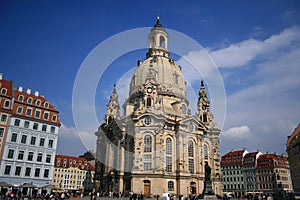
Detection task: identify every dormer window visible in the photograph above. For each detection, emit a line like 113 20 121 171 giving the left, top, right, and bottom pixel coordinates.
26 108 32 116
4 100 10 108
1 88 7 95
36 100 41 106
52 115 57 122
18 95 24 102
27 97 33 104
17 106 23 114
43 112 49 120
44 102 49 108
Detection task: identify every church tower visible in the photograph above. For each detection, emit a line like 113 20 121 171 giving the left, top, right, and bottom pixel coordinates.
197 80 212 123
95 17 222 197
104 84 120 124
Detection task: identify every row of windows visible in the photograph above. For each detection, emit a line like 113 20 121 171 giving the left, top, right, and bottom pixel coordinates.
4 165 50 178
15 106 57 122
223 176 244 182
143 135 209 158
14 119 56 133
10 132 54 148
53 173 86 179
142 136 208 173
57 158 87 165
222 170 242 176
222 165 243 170
7 149 52 163
17 95 49 108
54 168 86 173
223 184 244 190
56 162 86 169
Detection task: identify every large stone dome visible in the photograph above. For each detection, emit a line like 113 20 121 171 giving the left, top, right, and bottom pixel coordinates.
128 17 188 106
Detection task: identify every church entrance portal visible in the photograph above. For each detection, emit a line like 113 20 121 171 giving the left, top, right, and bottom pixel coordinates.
143 180 151 195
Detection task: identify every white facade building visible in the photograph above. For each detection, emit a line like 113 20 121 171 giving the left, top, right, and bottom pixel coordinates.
0 85 60 191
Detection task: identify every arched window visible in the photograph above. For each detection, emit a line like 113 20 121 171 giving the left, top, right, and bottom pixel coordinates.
27 97 33 104
1 88 7 95
159 36 165 48
4 100 10 108
166 138 172 172
166 138 172 155
181 104 186 116
151 36 155 48
188 140 194 157
188 140 194 173
36 100 41 106
144 135 152 152
204 144 209 160
168 181 174 191
18 95 24 102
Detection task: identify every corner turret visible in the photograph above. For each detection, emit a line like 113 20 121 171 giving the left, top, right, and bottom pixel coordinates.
104 84 120 124
197 81 212 123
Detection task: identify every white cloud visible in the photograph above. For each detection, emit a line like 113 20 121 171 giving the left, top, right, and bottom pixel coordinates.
175 26 300 154
210 26 300 68
218 27 300 154
222 125 254 140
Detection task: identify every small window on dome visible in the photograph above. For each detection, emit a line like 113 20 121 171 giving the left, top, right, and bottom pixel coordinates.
151 36 155 48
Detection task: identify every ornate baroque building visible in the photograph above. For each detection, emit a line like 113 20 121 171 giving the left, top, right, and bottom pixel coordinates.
95 17 222 196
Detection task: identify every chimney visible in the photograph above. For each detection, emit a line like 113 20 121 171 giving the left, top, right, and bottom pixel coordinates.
26 88 31 94
18 86 23 92
34 91 39 96
0 73 3 80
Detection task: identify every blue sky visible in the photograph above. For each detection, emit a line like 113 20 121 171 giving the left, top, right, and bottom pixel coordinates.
1 1 300 156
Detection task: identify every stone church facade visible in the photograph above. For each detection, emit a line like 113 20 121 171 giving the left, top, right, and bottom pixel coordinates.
95 17 222 197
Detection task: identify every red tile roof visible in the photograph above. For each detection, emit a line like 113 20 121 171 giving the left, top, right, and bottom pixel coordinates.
55 154 95 170
243 152 260 166
221 150 246 165
0 79 13 111
12 89 60 126
257 154 289 169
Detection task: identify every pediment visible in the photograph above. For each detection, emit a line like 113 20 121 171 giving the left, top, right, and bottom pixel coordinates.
180 116 207 131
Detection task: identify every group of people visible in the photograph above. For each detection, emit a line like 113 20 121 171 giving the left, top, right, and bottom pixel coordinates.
1 191 72 200
129 192 144 200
